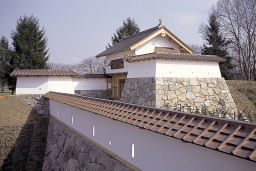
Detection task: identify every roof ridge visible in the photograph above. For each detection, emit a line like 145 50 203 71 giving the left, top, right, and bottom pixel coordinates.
109 26 159 48
96 26 161 57
10 69 79 77
120 26 159 41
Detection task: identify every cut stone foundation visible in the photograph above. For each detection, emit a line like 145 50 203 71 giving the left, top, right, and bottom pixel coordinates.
121 77 238 118
18 94 49 116
42 117 132 171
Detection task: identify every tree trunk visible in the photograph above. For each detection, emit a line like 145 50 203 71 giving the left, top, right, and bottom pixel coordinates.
1 81 4 93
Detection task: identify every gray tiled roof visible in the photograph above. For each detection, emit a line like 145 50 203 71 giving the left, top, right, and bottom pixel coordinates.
96 26 160 57
123 52 226 63
10 69 79 77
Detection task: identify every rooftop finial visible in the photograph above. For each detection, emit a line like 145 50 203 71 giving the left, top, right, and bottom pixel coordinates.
158 18 162 28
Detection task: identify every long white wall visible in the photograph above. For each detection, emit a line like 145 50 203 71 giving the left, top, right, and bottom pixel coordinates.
16 77 49 94
127 60 222 78
48 76 75 94
49 99 256 171
135 34 180 55
16 76 107 94
73 78 107 90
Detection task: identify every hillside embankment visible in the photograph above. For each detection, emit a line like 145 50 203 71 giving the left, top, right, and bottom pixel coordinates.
226 80 256 122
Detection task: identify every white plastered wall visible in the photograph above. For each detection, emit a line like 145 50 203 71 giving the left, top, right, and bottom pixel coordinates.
16 76 108 95
49 100 256 171
127 60 156 78
48 76 75 94
105 50 134 74
73 78 107 90
135 34 181 55
127 60 222 78
16 76 49 94
156 60 222 78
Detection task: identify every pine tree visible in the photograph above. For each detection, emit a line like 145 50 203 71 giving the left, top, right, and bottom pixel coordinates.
0 36 9 78
0 36 10 91
108 17 140 47
201 11 234 79
6 15 49 91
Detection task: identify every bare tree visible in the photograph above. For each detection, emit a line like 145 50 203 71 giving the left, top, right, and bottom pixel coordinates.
217 0 256 80
48 57 106 74
190 44 202 54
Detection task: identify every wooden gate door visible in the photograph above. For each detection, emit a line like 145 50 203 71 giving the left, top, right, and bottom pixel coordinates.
118 79 125 99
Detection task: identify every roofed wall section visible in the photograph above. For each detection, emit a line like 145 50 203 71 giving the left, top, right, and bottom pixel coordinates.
15 70 109 98
43 92 256 170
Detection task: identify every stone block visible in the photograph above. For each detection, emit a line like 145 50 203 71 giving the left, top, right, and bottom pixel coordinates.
178 87 186 94
201 82 207 90
204 100 211 107
178 94 186 102
192 86 200 94
207 88 214 96
186 92 195 100
190 78 199 86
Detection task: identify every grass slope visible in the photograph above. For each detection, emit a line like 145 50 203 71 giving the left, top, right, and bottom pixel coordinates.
226 80 256 122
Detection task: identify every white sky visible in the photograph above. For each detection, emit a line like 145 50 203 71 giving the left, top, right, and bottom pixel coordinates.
0 0 218 64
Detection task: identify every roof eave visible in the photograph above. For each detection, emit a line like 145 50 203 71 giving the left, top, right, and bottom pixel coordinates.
96 48 131 58
126 58 225 63
129 27 194 54
161 27 193 53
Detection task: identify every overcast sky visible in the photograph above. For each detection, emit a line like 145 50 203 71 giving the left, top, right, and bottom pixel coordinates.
0 0 218 64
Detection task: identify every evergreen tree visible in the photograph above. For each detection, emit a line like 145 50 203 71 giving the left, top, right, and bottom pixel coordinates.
201 11 234 79
108 17 140 47
6 15 49 91
0 36 10 91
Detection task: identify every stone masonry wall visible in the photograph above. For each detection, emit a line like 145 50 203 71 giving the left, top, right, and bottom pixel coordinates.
42 117 132 171
75 90 112 99
18 94 49 116
121 77 238 118
121 78 156 107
